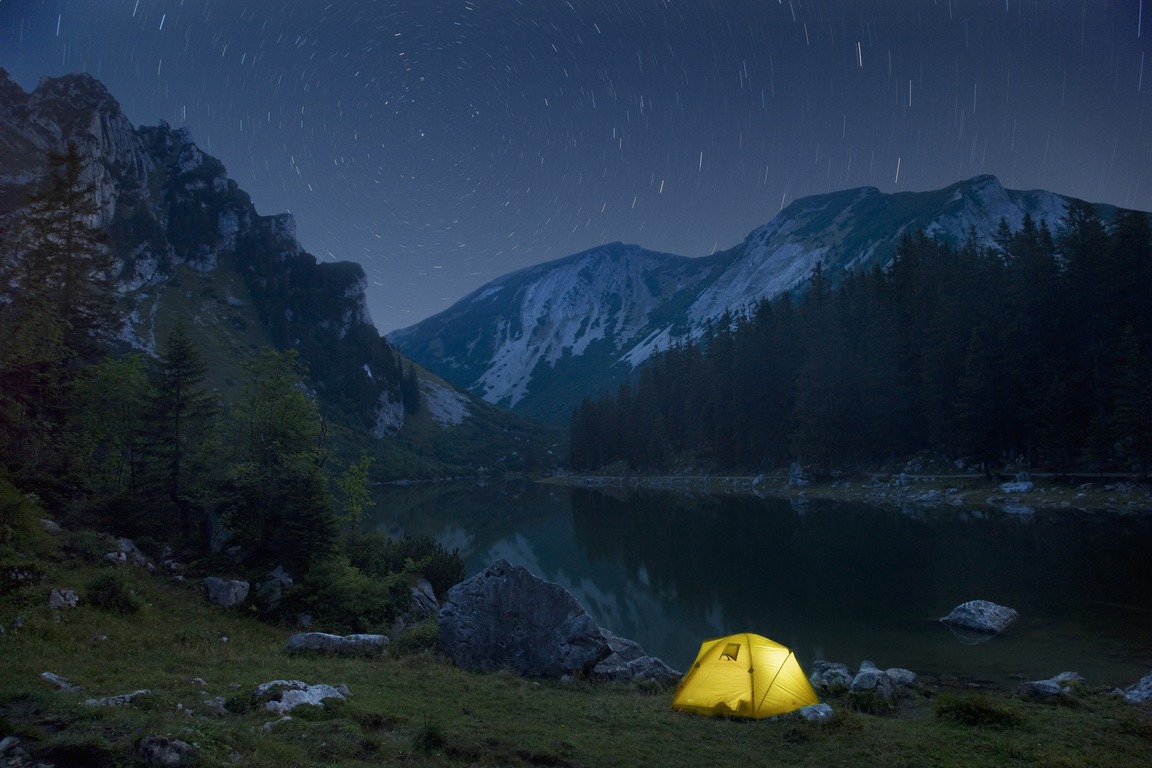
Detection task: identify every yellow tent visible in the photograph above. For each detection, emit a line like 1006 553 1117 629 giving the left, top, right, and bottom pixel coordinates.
670 632 820 718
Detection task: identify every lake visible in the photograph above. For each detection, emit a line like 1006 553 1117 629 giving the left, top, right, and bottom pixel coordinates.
366 480 1152 690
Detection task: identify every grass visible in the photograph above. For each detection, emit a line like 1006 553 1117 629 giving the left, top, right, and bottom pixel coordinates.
3 542 1151 767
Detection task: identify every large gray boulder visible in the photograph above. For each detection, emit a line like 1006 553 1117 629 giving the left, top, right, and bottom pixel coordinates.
438 560 678 682
940 599 1018 637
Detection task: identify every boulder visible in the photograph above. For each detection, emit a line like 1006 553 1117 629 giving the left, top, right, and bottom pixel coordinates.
48 589 78 610
850 661 894 702
105 538 152 569
1122 671 1152 703
1017 671 1084 700
138 736 199 767
809 660 854 692
204 577 249 607
256 566 293 608
438 560 677 681
254 680 348 714
940 599 1018 636
40 671 81 693
285 632 388 656
885 667 918 688
591 630 681 683
39 518 62 534
408 577 439 622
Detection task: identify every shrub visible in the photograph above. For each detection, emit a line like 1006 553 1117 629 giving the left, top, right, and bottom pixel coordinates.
345 533 465 599
283 555 406 634
84 572 143 615
935 692 1023 728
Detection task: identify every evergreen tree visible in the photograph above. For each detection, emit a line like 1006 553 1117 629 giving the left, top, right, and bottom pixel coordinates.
146 322 218 536
9 141 116 359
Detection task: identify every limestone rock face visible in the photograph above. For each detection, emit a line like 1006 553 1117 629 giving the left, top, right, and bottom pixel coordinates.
940 599 1018 636
438 560 678 682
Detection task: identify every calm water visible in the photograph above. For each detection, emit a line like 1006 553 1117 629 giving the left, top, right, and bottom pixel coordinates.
366 481 1152 689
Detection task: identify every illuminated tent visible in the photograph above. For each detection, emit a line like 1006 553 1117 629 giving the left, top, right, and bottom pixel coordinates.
670 632 820 718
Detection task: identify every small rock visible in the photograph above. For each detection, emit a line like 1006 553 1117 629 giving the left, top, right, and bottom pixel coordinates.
999 481 1034 494
885 667 918 688
84 689 150 706
286 632 388 656
796 702 835 722
138 735 199 767
49 589 78 610
1017 672 1085 700
39 518 62 534
41 671 81 693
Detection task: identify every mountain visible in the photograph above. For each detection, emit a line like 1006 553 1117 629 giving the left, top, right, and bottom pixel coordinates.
390 176 1096 424
0 69 553 472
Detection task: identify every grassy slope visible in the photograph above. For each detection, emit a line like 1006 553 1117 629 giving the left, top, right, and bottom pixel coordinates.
2 528 1150 767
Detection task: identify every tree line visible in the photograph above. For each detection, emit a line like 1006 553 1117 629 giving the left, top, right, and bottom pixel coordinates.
569 202 1152 476
1 143 462 634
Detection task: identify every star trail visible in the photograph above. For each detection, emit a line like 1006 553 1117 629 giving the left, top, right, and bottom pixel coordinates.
2 0 1149 332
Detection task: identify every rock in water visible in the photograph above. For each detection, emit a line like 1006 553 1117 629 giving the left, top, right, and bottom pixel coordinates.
939 599 1018 635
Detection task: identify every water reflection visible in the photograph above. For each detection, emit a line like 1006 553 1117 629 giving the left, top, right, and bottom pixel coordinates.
365 481 1152 688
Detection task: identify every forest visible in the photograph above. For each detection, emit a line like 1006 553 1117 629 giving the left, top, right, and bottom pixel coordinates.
1 144 462 634
569 203 1152 476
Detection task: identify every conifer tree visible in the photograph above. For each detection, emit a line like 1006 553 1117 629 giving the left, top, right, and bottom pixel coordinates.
147 322 217 536
10 141 116 359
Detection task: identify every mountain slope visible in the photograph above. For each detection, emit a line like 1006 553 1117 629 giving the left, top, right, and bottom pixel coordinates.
0 69 551 471
391 175 1089 424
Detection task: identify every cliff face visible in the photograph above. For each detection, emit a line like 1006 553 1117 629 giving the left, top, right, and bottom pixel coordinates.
0 69 412 434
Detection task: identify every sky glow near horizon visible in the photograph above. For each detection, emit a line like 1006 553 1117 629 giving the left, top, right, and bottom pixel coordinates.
2 0 1149 332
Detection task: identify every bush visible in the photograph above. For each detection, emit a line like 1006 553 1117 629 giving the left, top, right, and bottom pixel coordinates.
84 572 143 615
283 555 406 634
935 692 1023 728
345 533 465 599
0 477 47 556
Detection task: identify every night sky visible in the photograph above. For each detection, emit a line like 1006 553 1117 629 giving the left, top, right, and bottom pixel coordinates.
2 1 1149 333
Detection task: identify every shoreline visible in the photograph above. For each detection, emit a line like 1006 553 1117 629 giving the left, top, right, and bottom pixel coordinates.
542 470 1152 514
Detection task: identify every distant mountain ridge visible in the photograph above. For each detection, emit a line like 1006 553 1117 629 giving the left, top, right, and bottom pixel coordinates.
390 175 1110 424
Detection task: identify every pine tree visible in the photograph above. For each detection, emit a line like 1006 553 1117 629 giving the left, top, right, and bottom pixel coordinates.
10 141 116 359
146 322 217 536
